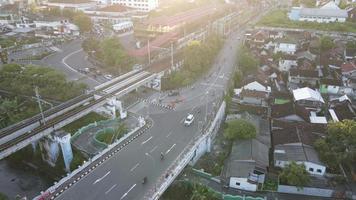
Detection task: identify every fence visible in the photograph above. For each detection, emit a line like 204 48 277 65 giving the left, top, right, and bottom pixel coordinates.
277 185 334 198
35 119 147 200
148 101 226 200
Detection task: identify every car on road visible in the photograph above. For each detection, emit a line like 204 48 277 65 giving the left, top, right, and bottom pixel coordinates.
104 74 113 80
168 90 180 96
184 114 194 126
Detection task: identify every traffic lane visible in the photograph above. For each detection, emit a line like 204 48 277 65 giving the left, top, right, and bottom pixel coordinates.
57 108 200 200
130 107 206 200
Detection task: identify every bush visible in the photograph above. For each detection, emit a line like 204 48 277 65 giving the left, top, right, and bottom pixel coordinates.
224 119 256 140
162 34 223 90
257 10 356 33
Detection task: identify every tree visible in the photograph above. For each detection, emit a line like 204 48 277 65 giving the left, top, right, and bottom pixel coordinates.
279 162 310 189
238 47 259 74
224 119 256 140
314 120 356 171
73 12 92 33
0 98 20 129
233 70 243 88
320 36 335 52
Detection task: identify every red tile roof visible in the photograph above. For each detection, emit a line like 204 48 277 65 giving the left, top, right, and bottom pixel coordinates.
146 4 222 27
341 62 356 73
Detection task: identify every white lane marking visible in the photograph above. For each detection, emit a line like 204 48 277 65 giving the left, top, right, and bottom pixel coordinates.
165 144 176 155
166 131 173 138
141 136 153 145
130 163 140 172
149 145 158 153
93 171 111 185
120 184 136 200
180 117 185 124
62 48 100 83
105 184 117 195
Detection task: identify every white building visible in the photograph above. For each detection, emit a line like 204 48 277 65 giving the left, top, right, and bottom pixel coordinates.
279 59 297 72
110 0 159 11
288 1 348 23
274 43 297 55
274 143 326 176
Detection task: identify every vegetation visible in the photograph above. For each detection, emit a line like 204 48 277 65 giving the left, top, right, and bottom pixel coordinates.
257 10 356 33
73 12 92 33
292 0 315 7
279 162 310 189
238 46 259 75
320 36 335 52
95 123 127 144
0 64 87 101
162 34 223 90
41 8 92 33
82 37 134 74
162 181 220 200
0 193 8 200
314 120 356 171
62 112 107 135
263 179 278 191
0 36 41 48
224 119 256 140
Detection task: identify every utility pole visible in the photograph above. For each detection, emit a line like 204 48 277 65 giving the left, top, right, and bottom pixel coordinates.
35 86 46 125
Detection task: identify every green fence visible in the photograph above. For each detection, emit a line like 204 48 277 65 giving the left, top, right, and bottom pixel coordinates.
192 168 214 179
71 118 121 150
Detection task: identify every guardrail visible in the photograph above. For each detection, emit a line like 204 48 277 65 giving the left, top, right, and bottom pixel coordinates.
36 117 150 200
147 101 226 200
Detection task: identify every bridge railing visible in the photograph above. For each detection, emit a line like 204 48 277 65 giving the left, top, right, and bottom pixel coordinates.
34 118 147 200
147 100 226 200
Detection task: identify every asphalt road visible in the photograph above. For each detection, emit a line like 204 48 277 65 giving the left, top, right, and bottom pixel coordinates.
57 104 206 200
40 39 102 88
55 23 244 199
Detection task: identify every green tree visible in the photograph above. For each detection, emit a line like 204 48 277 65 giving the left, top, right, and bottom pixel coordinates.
190 183 219 200
0 192 8 200
279 162 310 189
314 120 356 171
224 119 256 140
100 37 133 73
73 12 92 33
238 47 259 74
0 98 20 129
320 36 335 52
233 70 243 88
0 64 87 101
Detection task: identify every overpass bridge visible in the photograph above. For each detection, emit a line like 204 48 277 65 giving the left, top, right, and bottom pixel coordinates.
0 70 159 160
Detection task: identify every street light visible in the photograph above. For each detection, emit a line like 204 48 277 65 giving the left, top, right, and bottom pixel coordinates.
145 152 157 192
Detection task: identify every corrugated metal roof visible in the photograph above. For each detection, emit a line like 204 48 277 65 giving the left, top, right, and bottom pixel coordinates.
300 8 348 18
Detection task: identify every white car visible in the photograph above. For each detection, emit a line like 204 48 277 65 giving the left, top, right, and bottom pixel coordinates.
104 74 113 80
184 114 194 126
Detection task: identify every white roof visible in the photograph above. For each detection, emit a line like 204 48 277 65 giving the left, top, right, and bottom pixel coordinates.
293 87 325 103
321 1 340 9
328 109 339 122
242 81 271 93
309 111 327 124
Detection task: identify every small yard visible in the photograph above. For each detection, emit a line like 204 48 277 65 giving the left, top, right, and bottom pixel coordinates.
95 124 127 145
62 112 107 135
257 10 356 33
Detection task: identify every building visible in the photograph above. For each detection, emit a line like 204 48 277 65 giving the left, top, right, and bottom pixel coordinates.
288 68 321 87
279 59 297 72
292 87 325 109
274 43 297 55
274 143 326 176
288 2 348 23
110 0 158 12
234 81 271 107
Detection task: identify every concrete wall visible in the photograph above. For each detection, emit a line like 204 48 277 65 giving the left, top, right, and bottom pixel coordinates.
275 160 326 176
229 177 257 191
278 185 334 197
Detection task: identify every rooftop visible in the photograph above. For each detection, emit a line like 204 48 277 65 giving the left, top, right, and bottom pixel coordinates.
274 143 324 165
293 87 325 103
